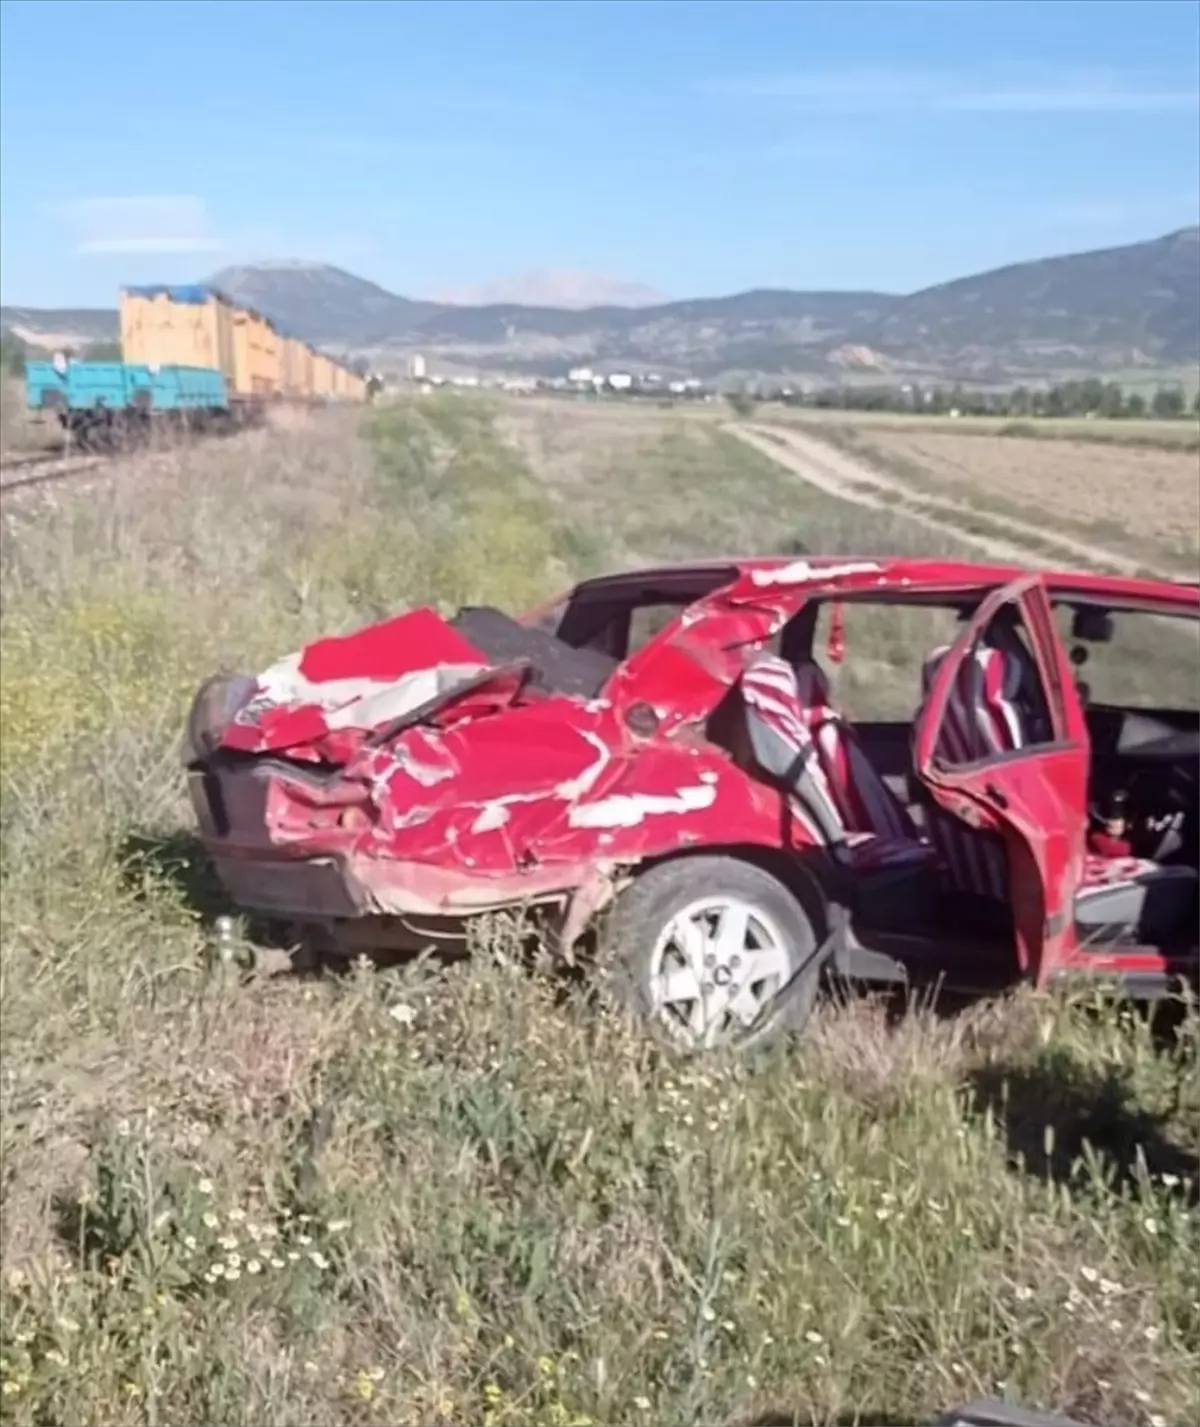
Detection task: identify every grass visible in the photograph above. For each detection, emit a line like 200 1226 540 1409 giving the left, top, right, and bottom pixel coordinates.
1 395 1197 1427
0 379 62 455
764 407 1200 454
775 417 1200 579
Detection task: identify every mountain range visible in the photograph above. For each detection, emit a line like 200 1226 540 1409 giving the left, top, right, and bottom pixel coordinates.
3 226 1197 384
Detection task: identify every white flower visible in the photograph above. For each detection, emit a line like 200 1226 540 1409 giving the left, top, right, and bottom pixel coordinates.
1143 1216 1160 1236
247 1260 263 1275
227 1208 246 1224
805 1330 824 1345
327 1220 350 1234
1080 1266 1099 1284
308 1250 330 1270
388 1001 417 1027
197 1178 214 1195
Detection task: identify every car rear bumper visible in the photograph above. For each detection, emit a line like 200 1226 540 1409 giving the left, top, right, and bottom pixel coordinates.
204 843 610 922
189 764 610 922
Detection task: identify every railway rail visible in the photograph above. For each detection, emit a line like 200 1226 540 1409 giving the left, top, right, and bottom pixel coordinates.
0 449 109 494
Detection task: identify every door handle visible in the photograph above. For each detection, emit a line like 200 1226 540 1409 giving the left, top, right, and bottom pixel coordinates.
984 782 1009 809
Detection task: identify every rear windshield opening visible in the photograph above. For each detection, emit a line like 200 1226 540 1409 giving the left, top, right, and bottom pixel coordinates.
450 606 618 701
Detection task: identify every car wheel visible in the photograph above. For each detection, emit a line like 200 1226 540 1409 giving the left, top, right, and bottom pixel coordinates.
604 855 826 1054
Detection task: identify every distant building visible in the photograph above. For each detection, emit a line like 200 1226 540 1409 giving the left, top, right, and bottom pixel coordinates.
608 372 633 391
568 366 594 385
410 353 427 380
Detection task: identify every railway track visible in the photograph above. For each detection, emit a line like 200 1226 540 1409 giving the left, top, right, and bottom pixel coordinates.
0 449 110 494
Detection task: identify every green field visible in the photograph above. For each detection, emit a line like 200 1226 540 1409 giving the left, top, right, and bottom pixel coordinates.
762 406 1200 452
1 397 1196 1427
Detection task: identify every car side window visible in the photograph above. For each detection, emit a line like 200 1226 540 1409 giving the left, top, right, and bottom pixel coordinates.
930 600 1056 768
811 599 964 723
1052 606 1200 714
627 603 685 653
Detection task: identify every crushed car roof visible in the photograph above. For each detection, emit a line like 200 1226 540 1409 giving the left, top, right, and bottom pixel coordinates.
569 555 1199 608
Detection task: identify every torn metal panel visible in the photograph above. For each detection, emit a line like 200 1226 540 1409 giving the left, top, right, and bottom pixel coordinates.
185 554 1199 998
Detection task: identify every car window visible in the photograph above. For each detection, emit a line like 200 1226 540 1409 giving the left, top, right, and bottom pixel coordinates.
811 599 964 723
627 603 686 652
928 595 1057 768
1052 605 1200 713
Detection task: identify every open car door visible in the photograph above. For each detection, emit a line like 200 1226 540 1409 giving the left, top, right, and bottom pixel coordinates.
913 574 1090 985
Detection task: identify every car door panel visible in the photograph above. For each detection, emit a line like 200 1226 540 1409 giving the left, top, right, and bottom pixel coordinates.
914 575 1090 984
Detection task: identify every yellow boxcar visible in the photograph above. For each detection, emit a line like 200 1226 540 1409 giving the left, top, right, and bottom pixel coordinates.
332 361 365 402
231 307 282 397
120 284 236 382
300 344 318 400
279 335 313 399
311 351 336 400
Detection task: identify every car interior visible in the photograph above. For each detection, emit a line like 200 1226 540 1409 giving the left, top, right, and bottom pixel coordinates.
748 587 1199 966
456 574 1198 968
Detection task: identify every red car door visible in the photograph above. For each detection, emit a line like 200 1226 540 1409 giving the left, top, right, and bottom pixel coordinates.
913 574 1091 985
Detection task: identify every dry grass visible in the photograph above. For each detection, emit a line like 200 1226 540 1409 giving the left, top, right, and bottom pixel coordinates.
0 378 62 455
788 421 1200 575
1 394 1197 1427
767 407 1200 452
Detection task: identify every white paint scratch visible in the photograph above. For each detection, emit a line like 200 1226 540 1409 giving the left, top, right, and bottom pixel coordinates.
242 651 488 732
470 803 511 833
749 559 882 589
555 729 613 800
567 782 718 829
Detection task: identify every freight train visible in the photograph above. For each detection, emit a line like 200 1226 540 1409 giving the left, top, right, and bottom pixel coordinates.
24 283 371 448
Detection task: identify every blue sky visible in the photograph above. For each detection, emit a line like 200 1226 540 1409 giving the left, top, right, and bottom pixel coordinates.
1 0 1197 307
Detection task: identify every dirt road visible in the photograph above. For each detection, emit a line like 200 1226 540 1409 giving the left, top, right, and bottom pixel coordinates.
727 421 1177 578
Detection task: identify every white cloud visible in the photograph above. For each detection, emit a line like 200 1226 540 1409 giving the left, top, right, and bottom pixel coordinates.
710 66 1199 115
62 196 225 256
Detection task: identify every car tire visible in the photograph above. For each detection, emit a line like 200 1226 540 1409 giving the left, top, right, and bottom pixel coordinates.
603 854 826 1054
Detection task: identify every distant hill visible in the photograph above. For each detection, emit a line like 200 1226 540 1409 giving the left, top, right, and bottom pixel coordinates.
206 260 443 342
1 305 119 352
854 225 1200 382
3 227 1197 382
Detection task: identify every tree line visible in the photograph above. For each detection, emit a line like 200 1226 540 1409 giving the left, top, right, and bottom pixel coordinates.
764 377 1197 421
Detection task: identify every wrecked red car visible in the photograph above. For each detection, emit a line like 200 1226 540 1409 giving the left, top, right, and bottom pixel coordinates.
184 556 1199 1050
